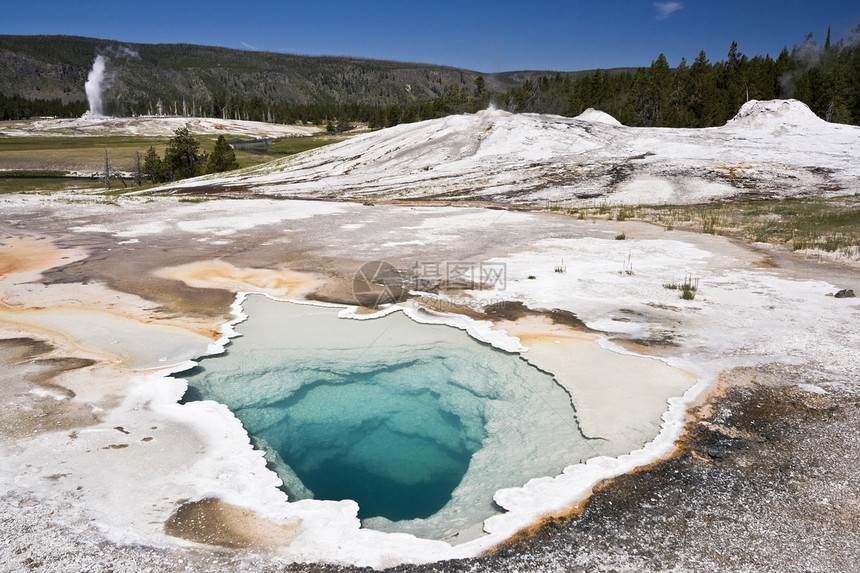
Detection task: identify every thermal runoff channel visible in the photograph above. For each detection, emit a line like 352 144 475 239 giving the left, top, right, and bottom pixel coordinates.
180 296 597 540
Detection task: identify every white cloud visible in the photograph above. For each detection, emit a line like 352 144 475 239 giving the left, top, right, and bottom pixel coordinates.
241 42 257 50
654 2 682 20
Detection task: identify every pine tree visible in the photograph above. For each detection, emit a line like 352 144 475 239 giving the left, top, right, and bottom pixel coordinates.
163 127 203 180
474 76 485 97
648 53 673 125
205 135 239 174
142 146 165 183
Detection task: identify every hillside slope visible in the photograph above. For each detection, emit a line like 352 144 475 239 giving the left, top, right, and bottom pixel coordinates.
0 35 552 116
156 99 860 206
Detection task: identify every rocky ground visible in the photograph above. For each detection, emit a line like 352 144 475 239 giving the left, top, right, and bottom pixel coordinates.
3 361 857 573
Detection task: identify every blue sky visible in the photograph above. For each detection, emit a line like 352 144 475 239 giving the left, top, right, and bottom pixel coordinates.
3 1 859 72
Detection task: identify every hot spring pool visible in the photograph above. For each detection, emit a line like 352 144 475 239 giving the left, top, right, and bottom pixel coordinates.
179 295 599 540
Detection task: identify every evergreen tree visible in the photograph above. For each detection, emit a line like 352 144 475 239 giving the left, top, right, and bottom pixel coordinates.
163 127 204 180
142 146 165 183
474 76 485 97
648 53 673 125
495 31 860 128
206 135 239 174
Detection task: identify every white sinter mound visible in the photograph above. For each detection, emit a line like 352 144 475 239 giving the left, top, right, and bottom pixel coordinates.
725 98 831 132
156 99 859 206
575 108 623 126
0 114 321 139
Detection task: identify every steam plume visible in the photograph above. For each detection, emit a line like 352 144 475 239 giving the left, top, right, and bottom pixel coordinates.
85 55 108 116
779 35 820 98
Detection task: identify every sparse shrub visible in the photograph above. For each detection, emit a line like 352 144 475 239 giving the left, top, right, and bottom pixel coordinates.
680 285 697 299
619 251 634 275
679 273 699 300
615 232 626 240
616 206 635 221
753 226 771 243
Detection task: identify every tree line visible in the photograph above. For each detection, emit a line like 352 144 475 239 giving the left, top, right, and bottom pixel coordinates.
366 80 491 128
2 30 857 128
498 32 859 127
141 128 238 183
145 32 858 129
0 92 87 120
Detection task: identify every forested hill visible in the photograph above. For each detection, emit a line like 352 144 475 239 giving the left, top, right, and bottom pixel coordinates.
0 35 552 120
501 34 860 128
2 32 857 129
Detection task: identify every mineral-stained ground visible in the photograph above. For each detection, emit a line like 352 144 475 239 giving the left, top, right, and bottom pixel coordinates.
3 360 857 573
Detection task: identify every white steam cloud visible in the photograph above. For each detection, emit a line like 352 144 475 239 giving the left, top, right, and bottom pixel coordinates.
110 46 139 58
654 2 682 20
850 23 860 46
85 55 108 116
779 35 820 97
83 46 139 116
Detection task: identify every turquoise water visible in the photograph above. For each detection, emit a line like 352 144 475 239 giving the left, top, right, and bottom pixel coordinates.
258 371 482 520
180 296 592 538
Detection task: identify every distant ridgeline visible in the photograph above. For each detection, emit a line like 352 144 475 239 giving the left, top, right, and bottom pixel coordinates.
0 35 522 124
1 31 857 127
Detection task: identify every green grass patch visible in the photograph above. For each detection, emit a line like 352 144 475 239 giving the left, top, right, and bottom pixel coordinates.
266 134 351 156
0 131 351 193
564 195 860 258
177 196 221 203
0 176 102 194
0 134 274 172
0 135 174 175
0 169 67 177
0 135 158 152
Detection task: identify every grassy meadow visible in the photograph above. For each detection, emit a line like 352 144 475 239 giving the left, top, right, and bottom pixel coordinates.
551 196 860 259
0 130 351 194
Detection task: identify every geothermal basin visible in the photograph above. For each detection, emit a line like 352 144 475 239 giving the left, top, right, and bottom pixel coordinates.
5 196 852 569
177 293 697 543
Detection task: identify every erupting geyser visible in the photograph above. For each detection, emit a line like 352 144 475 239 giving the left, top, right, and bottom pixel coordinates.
84 55 108 116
